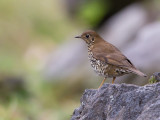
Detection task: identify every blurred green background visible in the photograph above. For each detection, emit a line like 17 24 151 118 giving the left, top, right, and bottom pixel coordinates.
0 0 160 120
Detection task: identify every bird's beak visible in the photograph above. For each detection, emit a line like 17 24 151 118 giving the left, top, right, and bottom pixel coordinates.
75 35 81 38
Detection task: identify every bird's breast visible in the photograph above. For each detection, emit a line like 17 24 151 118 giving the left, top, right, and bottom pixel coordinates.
88 51 108 76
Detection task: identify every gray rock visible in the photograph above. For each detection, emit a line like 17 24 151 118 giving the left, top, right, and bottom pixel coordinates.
71 83 160 120
100 4 148 49
43 40 89 79
124 22 160 70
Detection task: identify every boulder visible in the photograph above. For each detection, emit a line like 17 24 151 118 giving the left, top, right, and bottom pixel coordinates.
71 83 160 120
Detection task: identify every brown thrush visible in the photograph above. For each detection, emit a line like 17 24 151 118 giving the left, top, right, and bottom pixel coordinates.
75 30 147 88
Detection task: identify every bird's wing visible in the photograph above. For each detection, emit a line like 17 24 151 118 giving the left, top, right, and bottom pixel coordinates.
93 52 134 68
91 41 134 68
93 52 147 77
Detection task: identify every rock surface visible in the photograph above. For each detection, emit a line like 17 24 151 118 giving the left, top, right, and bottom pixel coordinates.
71 83 160 120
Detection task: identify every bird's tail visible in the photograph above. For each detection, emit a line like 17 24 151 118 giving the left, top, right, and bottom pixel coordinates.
128 68 147 77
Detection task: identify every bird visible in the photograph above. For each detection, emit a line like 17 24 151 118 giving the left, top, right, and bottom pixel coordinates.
75 30 147 88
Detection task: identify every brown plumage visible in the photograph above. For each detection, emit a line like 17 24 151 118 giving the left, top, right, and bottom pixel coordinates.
75 30 147 88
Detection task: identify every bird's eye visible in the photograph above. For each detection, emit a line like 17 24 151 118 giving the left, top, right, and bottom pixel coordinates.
86 34 90 38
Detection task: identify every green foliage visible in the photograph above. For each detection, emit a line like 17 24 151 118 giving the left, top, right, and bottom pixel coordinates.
77 0 110 27
149 76 159 84
0 0 79 119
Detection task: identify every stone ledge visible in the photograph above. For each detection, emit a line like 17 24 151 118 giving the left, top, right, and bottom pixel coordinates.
71 83 160 120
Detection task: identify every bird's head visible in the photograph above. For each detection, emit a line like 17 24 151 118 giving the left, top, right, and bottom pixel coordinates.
75 30 101 46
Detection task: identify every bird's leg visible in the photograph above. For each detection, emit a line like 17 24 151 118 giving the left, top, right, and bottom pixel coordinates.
112 77 116 84
98 77 106 89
